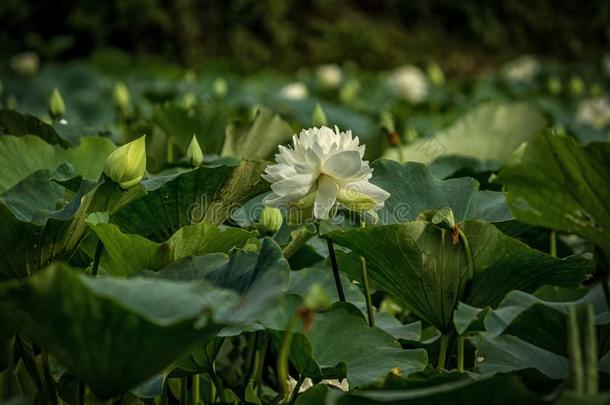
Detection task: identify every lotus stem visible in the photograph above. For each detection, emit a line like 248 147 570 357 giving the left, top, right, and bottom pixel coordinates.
326 238 346 302
568 305 584 394
583 304 598 395
437 334 449 369
550 230 557 257
191 374 200 405
359 220 375 327
277 313 299 400
457 335 465 372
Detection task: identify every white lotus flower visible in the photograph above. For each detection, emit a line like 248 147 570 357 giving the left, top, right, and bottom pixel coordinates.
279 82 308 100
575 97 610 129
317 64 343 89
263 126 390 221
388 65 428 103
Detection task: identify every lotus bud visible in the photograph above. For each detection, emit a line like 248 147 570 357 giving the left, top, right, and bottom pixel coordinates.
312 102 328 126
427 62 445 86
48 88 65 119
339 79 360 103
104 135 147 189
303 284 332 312
379 111 395 134
569 76 585 96
259 206 283 234
547 76 562 95
214 77 228 97
186 134 204 166
113 82 130 110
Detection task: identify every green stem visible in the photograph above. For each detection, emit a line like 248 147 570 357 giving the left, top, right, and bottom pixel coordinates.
91 239 104 276
550 231 557 257
457 336 465 372
568 306 584 394
191 374 200 405
457 228 474 281
277 314 299 400
583 304 598 395
167 138 175 163
359 220 375 327
326 238 346 302
437 334 449 369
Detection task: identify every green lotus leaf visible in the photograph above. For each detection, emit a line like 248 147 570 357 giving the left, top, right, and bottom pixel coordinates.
494 131 610 260
109 160 269 241
328 220 587 332
383 102 546 164
86 212 254 277
0 263 252 398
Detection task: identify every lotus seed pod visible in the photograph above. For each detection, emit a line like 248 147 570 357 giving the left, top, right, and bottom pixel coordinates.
312 103 328 126
48 88 65 119
104 135 147 189
186 134 204 166
259 206 283 234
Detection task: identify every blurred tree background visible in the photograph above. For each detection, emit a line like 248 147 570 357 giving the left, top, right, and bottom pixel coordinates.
2 0 609 74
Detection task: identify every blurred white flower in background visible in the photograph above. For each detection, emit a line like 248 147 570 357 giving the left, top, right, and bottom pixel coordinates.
575 97 610 129
503 55 540 83
388 65 428 103
317 64 343 89
280 82 308 100
10 52 39 76
263 126 389 221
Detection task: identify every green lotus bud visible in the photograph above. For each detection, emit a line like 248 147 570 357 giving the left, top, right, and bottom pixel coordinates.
48 88 65 119
303 284 332 312
259 206 283 234
427 62 445 86
186 134 204 166
380 111 395 134
339 79 360 104
104 135 147 189
569 76 585 96
312 102 328 126
214 77 228 97
113 82 130 110
547 76 562 95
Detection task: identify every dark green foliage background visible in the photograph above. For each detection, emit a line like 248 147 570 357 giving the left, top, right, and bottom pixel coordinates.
1 0 609 71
